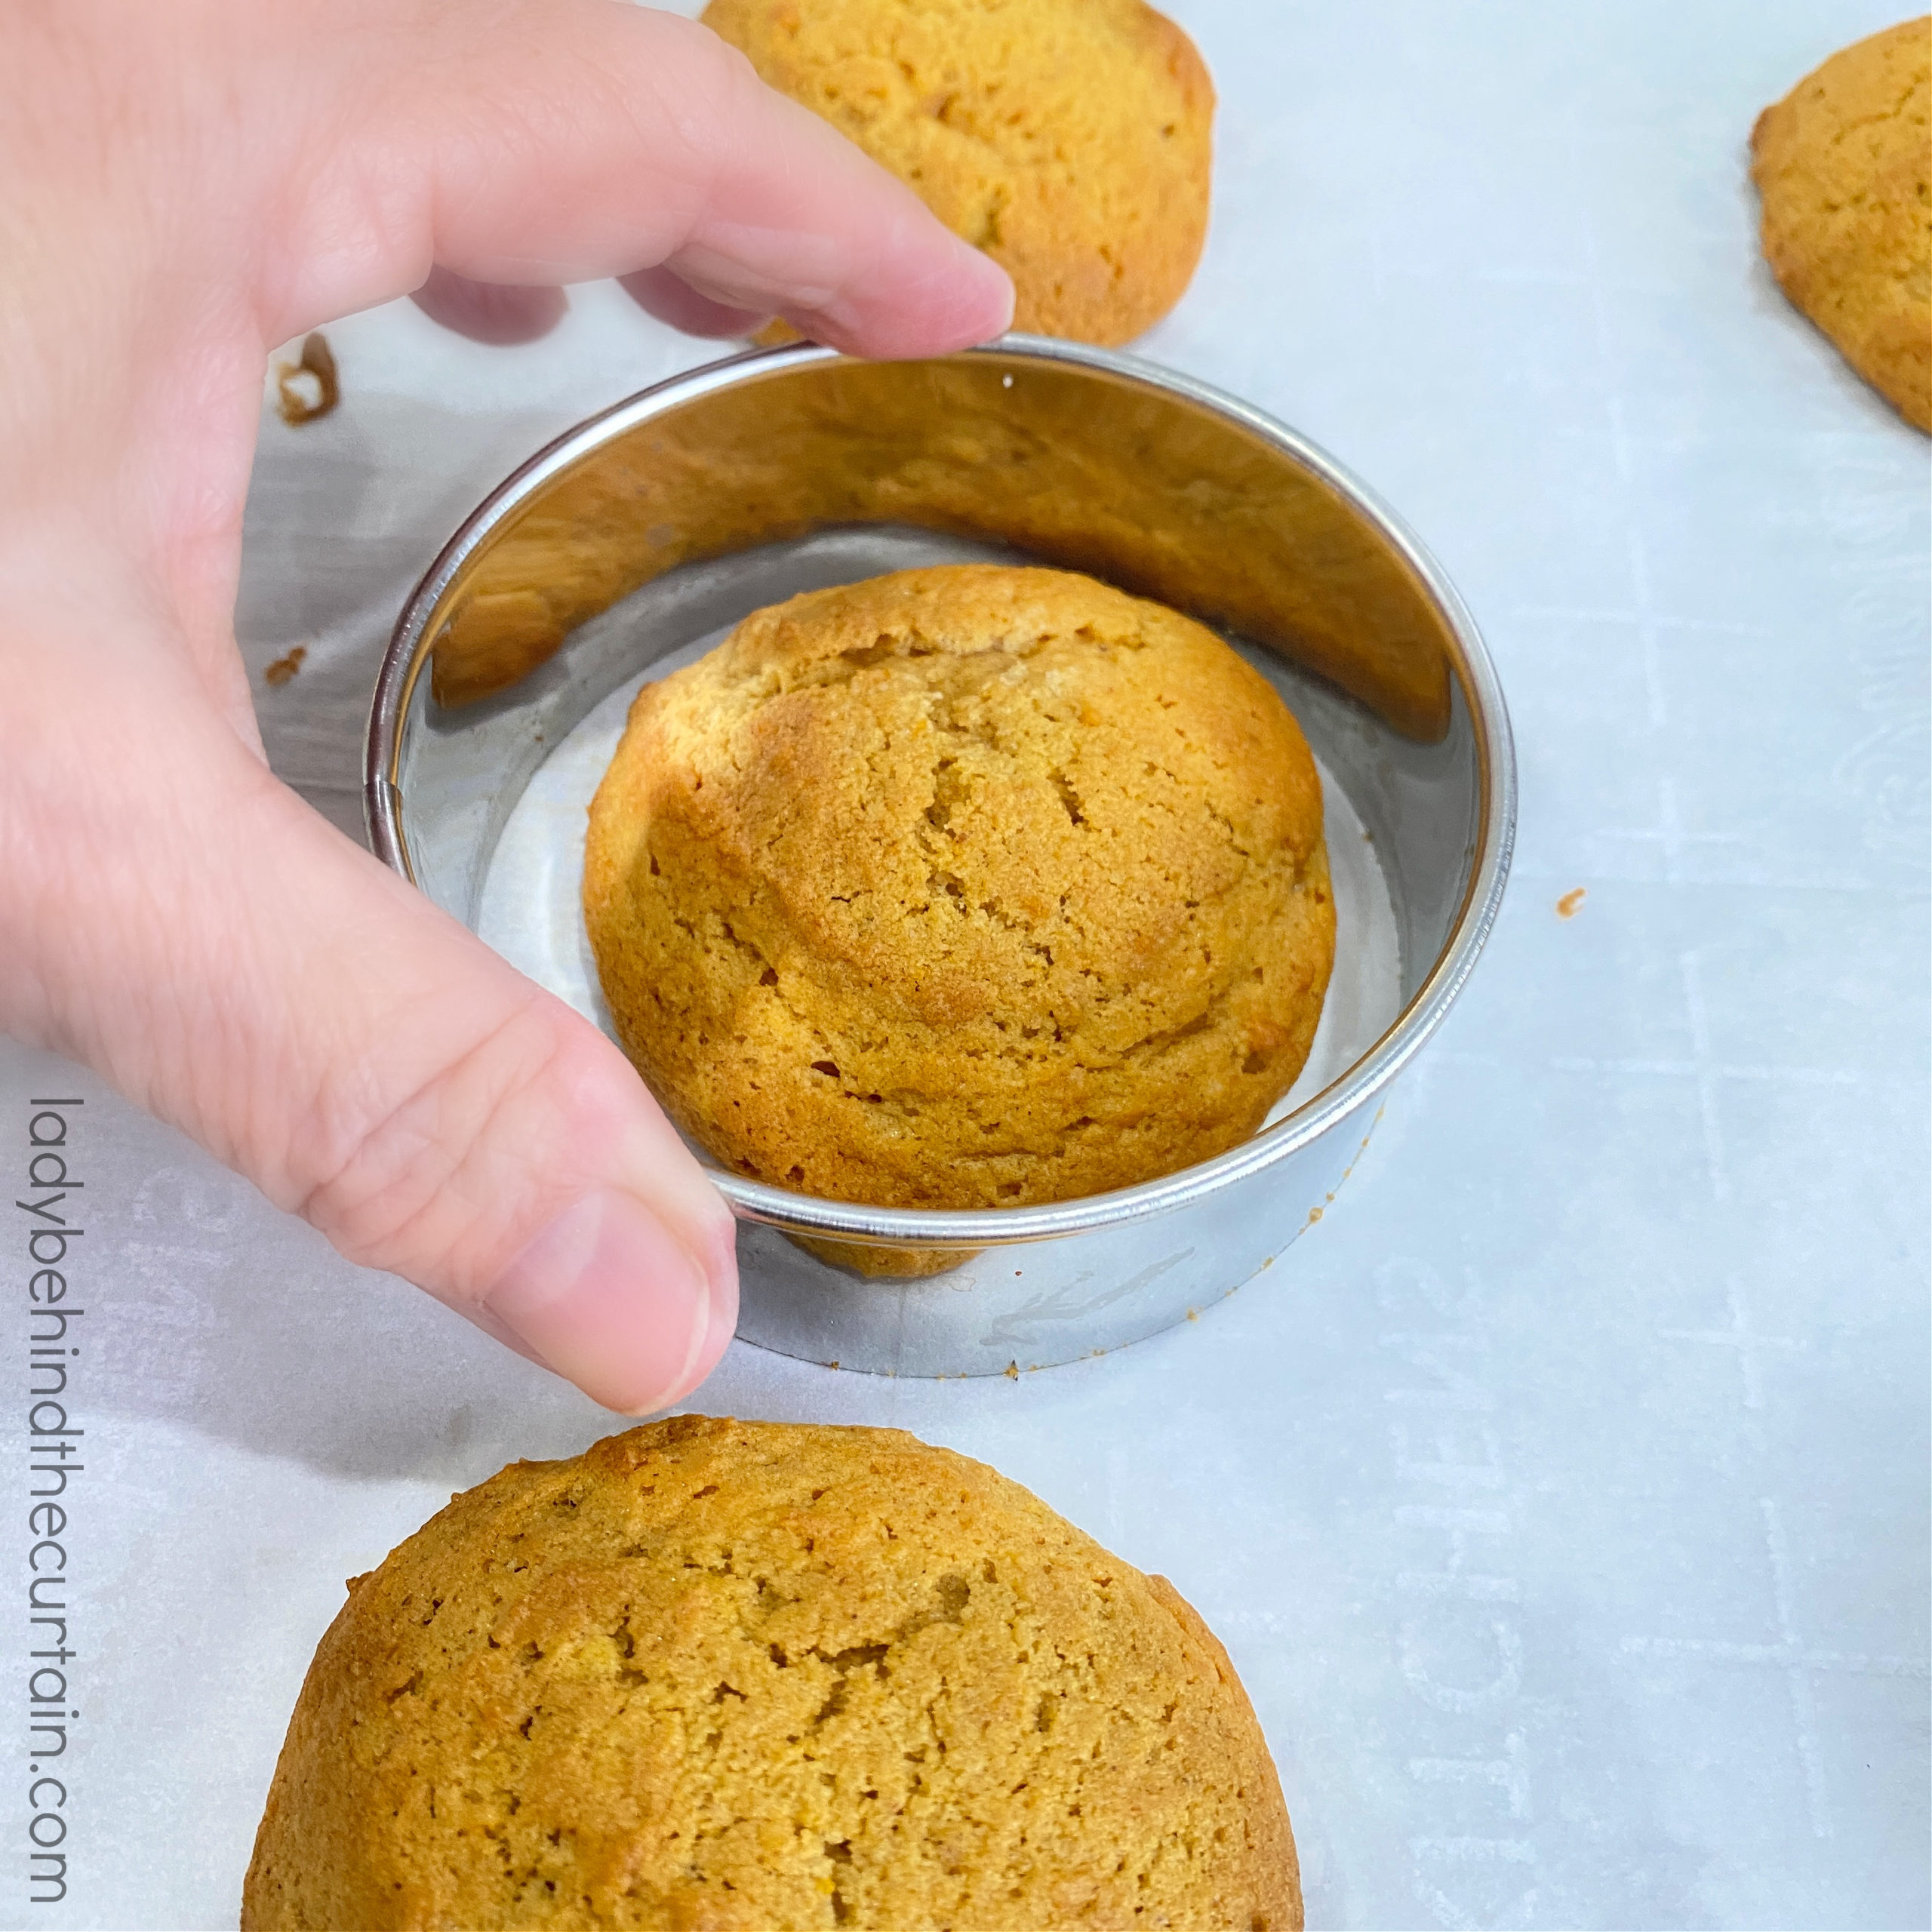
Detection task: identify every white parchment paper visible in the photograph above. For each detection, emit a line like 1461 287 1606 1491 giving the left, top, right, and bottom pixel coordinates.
4 2 1926 1926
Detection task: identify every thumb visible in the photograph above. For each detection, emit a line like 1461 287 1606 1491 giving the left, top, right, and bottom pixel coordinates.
5 586 737 1415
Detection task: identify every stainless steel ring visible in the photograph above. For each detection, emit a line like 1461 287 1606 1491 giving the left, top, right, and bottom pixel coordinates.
368 335 1515 1374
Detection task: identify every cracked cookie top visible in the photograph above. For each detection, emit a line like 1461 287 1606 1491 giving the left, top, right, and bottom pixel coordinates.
700 0 1214 346
242 1417 1301 1931
583 565 1334 1218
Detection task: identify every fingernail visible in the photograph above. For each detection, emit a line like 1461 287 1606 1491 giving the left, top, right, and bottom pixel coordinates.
485 1192 718 1414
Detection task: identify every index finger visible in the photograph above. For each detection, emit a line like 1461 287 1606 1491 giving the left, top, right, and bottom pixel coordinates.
271 1 1014 358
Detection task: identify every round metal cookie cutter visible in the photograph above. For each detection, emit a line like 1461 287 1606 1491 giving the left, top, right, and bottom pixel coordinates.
368 337 1515 1377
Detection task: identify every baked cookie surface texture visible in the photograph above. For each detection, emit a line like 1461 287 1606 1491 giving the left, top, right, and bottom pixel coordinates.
242 1416 1303 1931
1752 17 1932 431
700 0 1214 345
584 565 1335 1220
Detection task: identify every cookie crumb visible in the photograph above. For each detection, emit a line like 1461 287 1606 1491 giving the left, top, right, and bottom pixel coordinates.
275 332 340 425
263 645 308 688
1556 887 1586 919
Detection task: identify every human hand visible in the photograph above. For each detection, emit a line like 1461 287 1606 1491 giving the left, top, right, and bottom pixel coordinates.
0 0 1013 1411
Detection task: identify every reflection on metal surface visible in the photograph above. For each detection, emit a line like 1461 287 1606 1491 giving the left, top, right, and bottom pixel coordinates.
429 343 1455 740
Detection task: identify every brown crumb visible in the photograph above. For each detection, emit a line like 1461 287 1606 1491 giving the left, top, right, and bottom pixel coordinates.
1556 887 1587 919
264 645 308 688
1004 1361 1020 1380
275 333 340 425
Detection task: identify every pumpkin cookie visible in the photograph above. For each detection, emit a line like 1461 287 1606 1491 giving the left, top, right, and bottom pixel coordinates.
242 1417 1302 1930
1752 18 1931 430
583 565 1334 1257
703 0 1214 345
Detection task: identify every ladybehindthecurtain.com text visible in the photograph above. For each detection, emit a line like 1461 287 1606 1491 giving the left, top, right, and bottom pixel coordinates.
20 1096 83 1907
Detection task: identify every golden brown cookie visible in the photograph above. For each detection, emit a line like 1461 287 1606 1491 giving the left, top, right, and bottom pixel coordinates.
583 565 1334 1247
1752 18 1931 431
242 1416 1303 1931
702 0 1214 346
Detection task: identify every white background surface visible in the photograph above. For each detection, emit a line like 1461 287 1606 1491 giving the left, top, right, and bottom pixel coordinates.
5 2 1927 1926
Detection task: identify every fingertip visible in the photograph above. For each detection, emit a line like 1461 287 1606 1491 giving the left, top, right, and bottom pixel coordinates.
791 229 1016 359
939 240 1018 346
